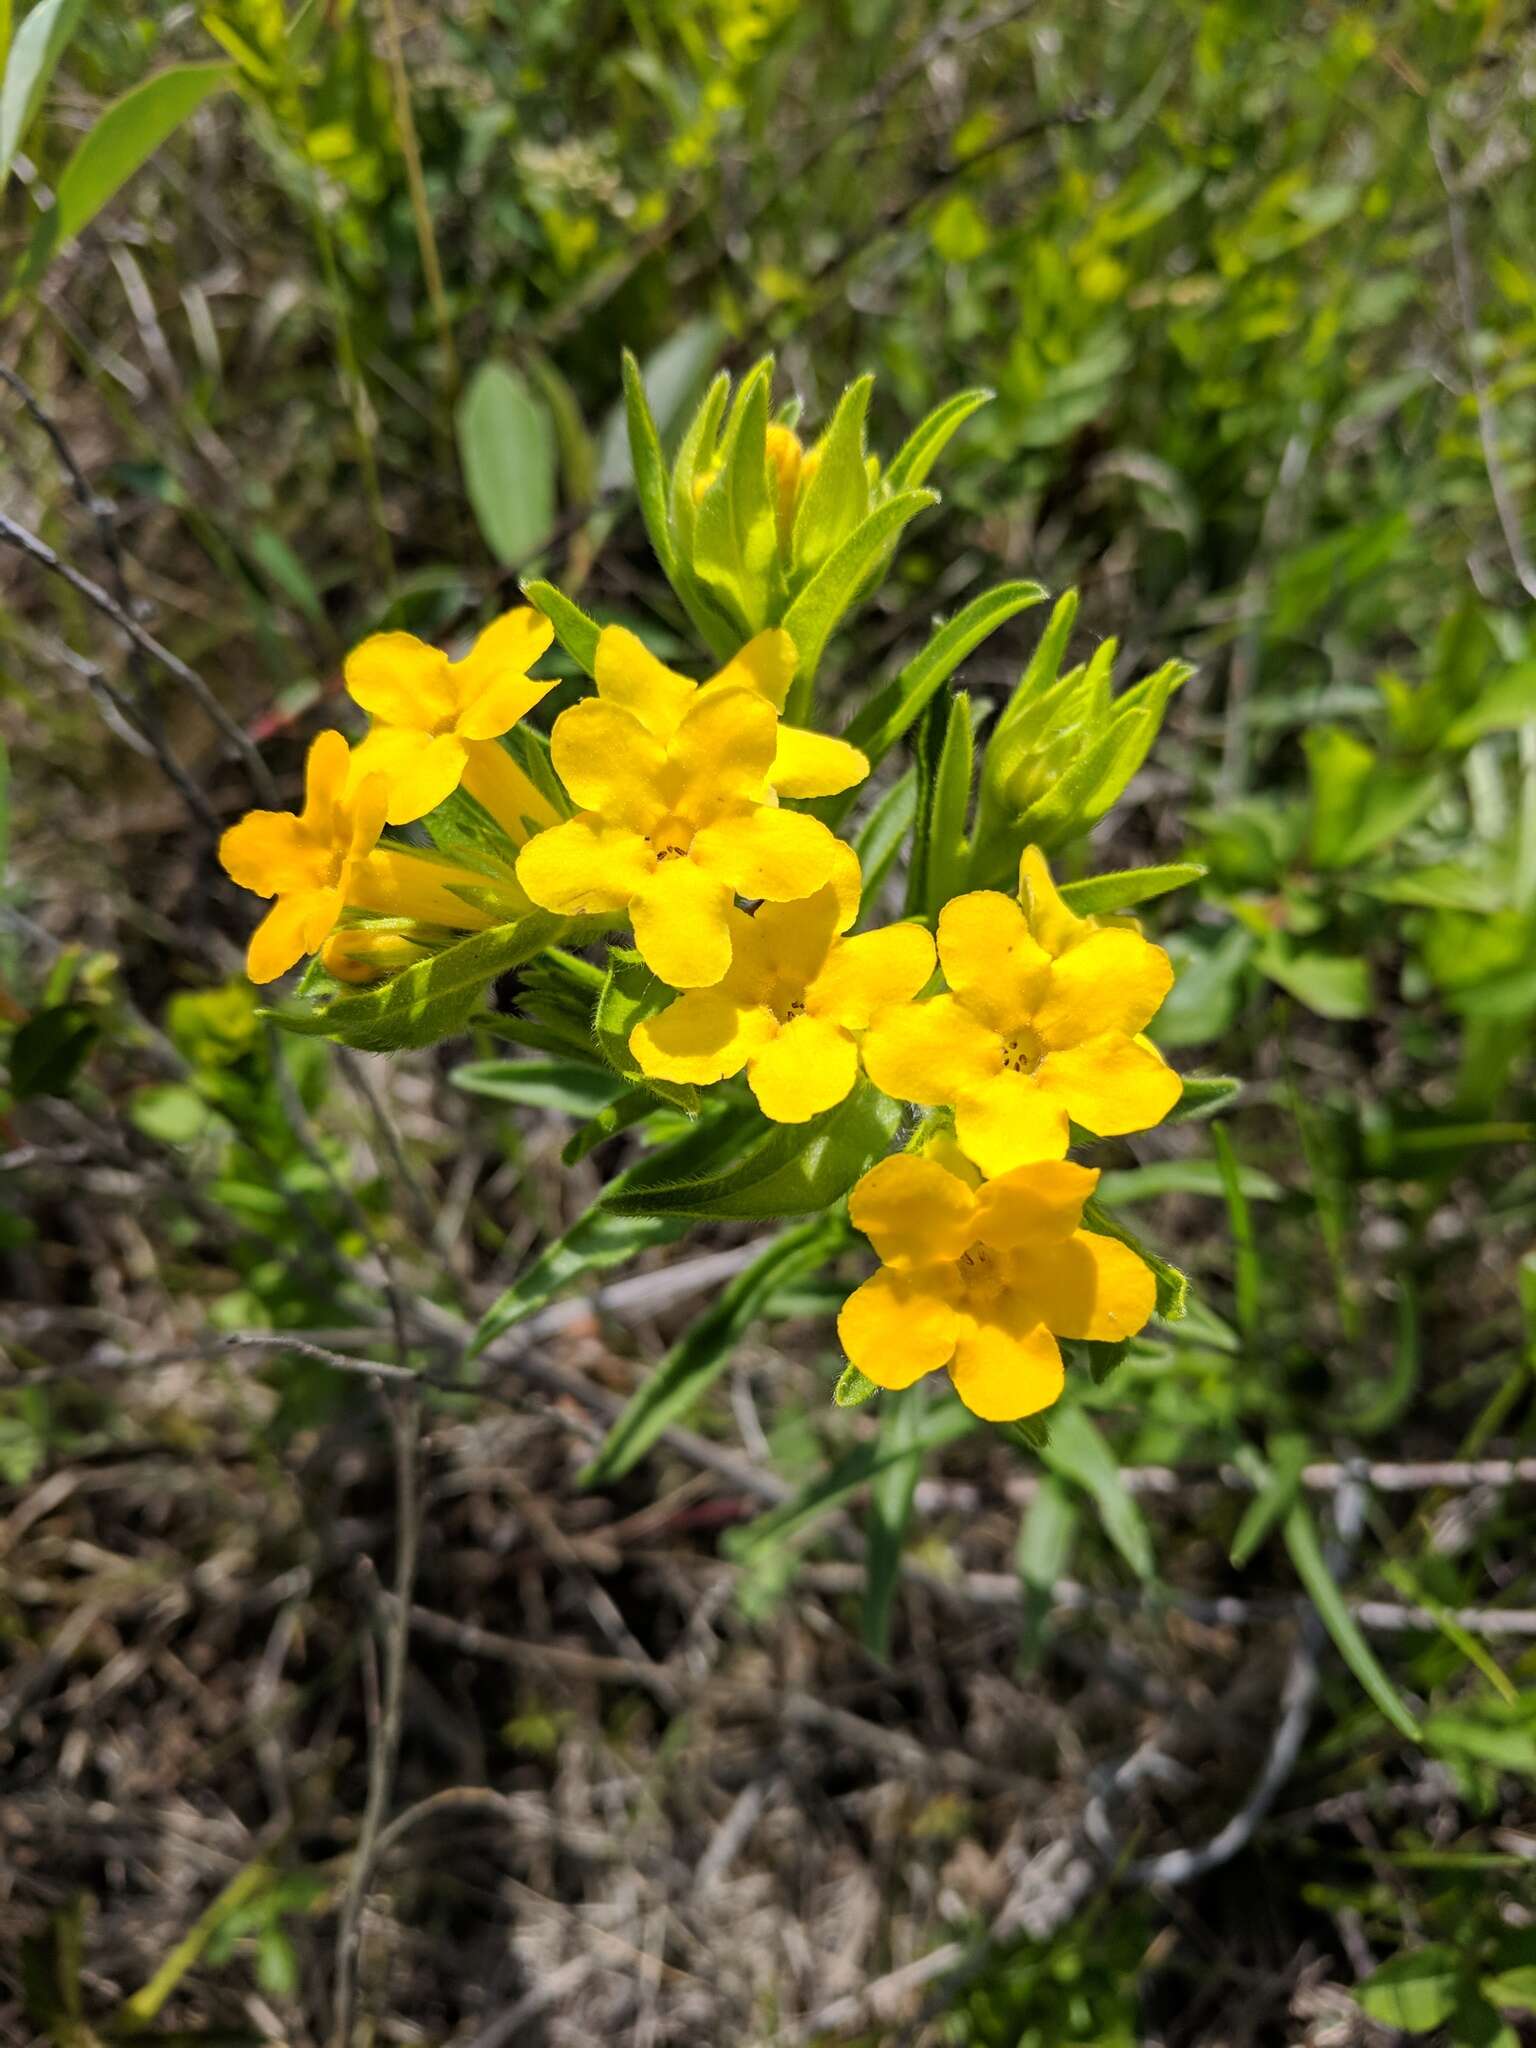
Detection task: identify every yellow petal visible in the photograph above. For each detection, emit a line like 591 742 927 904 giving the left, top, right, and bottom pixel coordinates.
219 810 317 897
838 1265 961 1390
594 624 697 739
1037 1032 1181 1138
385 731 468 823
304 728 352 817
953 1070 1071 1177
346 847 498 929
971 1160 1099 1251
449 606 554 700
936 890 1050 1035
827 838 863 931
348 723 432 802
848 1153 977 1269
767 724 870 799
691 803 840 903
808 922 935 1032
708 628 797 711
860 994 1000 1108
455 667 558 741
1032 928 1174 1048
246 886 339 983
550 699 668 833
746 1012 858 1122
459 738 561 844
630 988 775 1084
1010 1230 1156 1344
344 631 452 729
948 1308 1063 1422
747 887 844 997
1017 844 1093 957
346 773 389 860
668 685 779 821
516 815 653 916
631 856 736 988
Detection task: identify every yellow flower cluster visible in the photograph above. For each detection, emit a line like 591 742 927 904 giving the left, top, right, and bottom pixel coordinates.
220 608 1183 1423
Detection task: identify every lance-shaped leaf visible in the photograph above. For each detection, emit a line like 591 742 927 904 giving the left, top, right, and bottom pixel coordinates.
791 374 872 583
263 913 577 1052
523 577 599 676
1058 861 1206 916
582 1217 846 1484
883 387 992 492
781 489 937 684
602 1076 901 1220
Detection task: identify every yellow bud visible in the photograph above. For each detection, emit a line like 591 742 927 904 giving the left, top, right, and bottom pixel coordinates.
691 462 720 506
322 927 431 985
765 422 804 549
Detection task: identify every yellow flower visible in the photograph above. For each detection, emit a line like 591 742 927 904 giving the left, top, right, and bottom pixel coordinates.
838 1152 1156 1421
219 731 387 984
861 871 1180 1176
516 626 867 988
629 860 933 1121
346 844 513 929
345 607 556 825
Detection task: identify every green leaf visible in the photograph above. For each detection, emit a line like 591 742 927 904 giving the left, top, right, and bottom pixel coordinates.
1425 1705 1536 1775
862 1387 927 1657
0 0 86 185
451 1057 622 1117
1096 1155 1278 1205
1282 1497 1421 1741
621 347 675 578
792 374 872 581
1257 942 1370 1021
522 577 599 676
1041 1406 1153 1581
1229 1434 1309 1568
854 767 917 920
781 489 937 683
1058 862 1206 916
1081 1197 1187 1321
1353 1948 1462 2032
883 388 992 492
593 949 699 1114
265 914 575 1052
833 581 1045 793
457 361 556 567
602 1076 900 1220
467 1205 690 1359
726 1394 978 1562
599 318 722 491
18 61 233 286
1212 1121 1259 1339
9 1000 98 1099
918 691 973 915
693 359 776 631
561 1086 658 1166
583 1218 843 1484
1445 658 1536 747
1016 1471 1078 1665
1167 1074 1242 1123
833 1363 880 1408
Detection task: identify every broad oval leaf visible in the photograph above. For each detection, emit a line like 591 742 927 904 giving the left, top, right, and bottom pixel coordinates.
457 360 557 566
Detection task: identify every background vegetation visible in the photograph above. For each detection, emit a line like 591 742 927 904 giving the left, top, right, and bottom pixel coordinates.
4 2 1536 2042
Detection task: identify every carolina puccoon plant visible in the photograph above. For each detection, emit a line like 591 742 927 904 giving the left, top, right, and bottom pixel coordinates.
220 352 1228 1484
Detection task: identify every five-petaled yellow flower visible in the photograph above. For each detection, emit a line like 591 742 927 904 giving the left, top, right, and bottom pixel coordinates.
629 860 933 1121
346 607 557 826
839 1150 1156 1421
861 854 1180 1176
219 730 387 983
516 626 867 988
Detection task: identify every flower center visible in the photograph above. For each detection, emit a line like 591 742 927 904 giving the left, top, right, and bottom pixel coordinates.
957 1240 1008 1304
646 814 696 863
1000 1025 1045 1074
